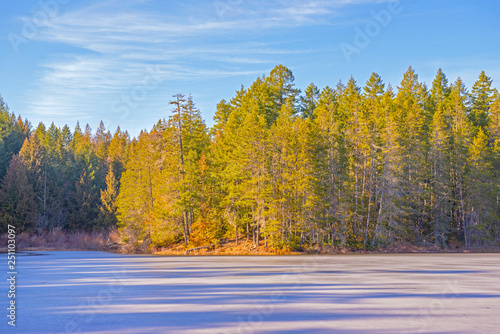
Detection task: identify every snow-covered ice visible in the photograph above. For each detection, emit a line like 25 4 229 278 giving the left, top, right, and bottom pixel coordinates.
1 251 500 333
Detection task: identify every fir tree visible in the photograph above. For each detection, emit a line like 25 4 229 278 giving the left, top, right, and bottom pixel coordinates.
0 155 37 232
470 71 493 129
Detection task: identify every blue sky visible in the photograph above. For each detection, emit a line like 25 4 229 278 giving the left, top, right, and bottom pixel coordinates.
1 0 499 136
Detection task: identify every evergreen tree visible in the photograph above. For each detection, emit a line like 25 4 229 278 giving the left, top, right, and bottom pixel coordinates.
98 163 120 228
466 129 497 245
430 68 450 112
2 66 500 250
0 96 29 180
300 83 320 119
393 67 429 242
447 78 475 244
0 155 37 232
470 71 493 129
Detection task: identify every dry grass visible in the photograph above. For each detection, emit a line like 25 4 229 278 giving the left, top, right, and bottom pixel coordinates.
3 230 498 255
0 227 123 252
153 239 303 256
152 240 500 256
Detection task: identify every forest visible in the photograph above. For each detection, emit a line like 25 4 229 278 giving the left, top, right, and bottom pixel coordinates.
1 65 499 251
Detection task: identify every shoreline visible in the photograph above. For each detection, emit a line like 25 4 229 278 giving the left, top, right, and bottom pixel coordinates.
2 243 499 256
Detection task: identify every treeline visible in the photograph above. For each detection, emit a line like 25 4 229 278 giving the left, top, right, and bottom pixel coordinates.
1 65 499 250
0 99 129 232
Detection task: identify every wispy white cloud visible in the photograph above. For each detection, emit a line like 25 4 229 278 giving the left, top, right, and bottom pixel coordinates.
22 0 396 131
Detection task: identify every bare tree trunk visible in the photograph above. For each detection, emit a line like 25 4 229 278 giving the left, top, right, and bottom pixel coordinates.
459 181 466 246
252 204 256 245
235 224 238 245
331 223 336 246
354 162 359 236
170 94 188 244
183 211 190 242
372 190 384 248
364 156 374 249
182 216 188 245
148 166 154 212
256 221 260 246
43 163 47 226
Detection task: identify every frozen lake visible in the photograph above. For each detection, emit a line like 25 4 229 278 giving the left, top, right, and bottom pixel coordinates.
2 251 500 333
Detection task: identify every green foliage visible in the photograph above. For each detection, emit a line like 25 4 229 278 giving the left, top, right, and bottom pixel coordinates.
470 71 493 129
1 65 499 250
0 96 29 180
0 110 129 233
188 218 226 247
97 163 119 228
0 155 37 232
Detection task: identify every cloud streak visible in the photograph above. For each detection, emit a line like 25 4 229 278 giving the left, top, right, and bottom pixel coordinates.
22 0 397 133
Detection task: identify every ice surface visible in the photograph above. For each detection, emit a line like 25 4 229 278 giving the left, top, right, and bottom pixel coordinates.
1 251 500 333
